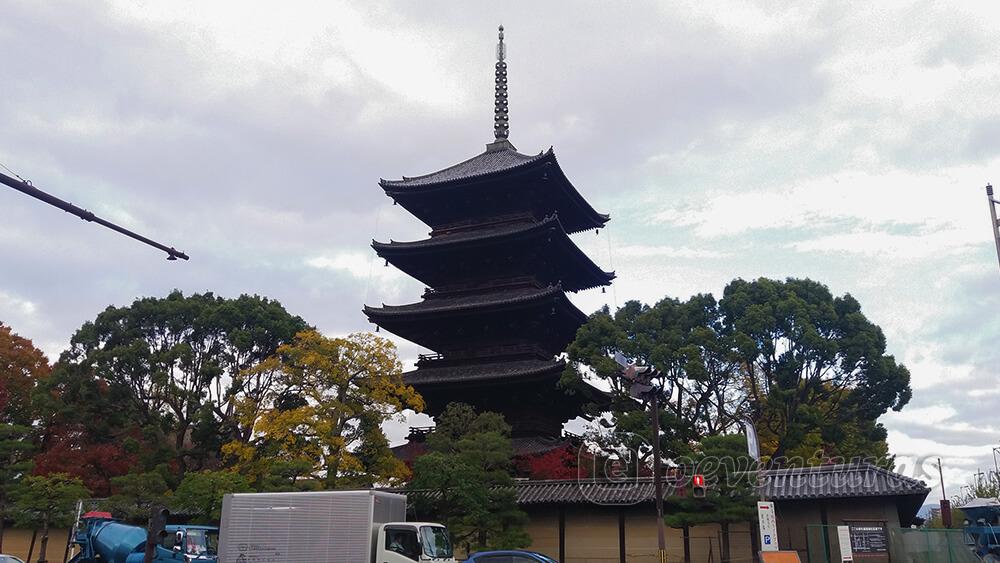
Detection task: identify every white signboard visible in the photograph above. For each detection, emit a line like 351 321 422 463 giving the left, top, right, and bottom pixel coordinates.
757 501 778 551
743 419 760 462
837 525 854 562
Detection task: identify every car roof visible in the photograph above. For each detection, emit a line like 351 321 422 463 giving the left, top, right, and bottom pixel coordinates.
468 550 550 557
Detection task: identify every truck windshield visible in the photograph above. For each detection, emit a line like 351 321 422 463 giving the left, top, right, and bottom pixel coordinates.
185 529 219 556
420 526 453 559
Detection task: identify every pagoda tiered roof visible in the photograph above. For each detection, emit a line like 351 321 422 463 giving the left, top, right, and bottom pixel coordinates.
403 356 612 437
405 357 566 386
363 284 587 356
372 214 614 292
380 143 544 187
365 284 584 319
379 146 609 234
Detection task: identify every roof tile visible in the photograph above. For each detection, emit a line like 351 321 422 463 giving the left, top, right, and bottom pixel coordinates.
381 147 547 188
405 358 566 386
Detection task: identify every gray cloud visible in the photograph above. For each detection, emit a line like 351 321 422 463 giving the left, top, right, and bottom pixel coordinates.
1 1 999 470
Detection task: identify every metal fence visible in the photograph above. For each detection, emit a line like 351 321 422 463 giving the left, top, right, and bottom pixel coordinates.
802 525 979 563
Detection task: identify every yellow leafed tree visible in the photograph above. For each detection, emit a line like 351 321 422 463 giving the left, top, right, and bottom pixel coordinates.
222 330 424 489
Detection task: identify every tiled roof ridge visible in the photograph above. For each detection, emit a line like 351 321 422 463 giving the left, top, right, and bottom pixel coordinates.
379 147 551 188
373 213 562 249
404 358 567 386
762 461 927 485
370 283 564 312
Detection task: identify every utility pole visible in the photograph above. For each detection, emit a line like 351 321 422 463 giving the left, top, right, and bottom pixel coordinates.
938 458 952 528
615 353 667 563
987 184 1000 272
651 388 667 563
0 169 189 261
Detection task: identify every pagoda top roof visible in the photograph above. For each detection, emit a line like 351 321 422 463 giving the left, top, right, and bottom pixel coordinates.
381 142 546 188
378 145 609 233
364 284 585 323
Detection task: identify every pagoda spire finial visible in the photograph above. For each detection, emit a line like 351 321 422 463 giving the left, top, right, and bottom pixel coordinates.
493 24 509 142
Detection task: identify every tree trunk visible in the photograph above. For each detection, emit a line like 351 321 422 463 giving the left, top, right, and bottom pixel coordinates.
27 529 37 562
721 522 731 563
175 420 191 470
0 500 5 552
683 524 692 563
750 519 760 563
37 515 49 563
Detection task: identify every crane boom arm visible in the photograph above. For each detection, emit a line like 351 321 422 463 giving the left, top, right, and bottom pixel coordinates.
0 170 188 261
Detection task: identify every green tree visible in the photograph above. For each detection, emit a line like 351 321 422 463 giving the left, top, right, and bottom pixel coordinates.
107 470 171 523
257 460 321 492
172 470 252 524
565 295 749 464
666 435 757 563
408 403 529 552
953 473 1000 507
224 330 423 489
0 423 33 553
720 278 911 462
57 290 309 472
926 505 965 529
12 473 90 563
565 278 911 466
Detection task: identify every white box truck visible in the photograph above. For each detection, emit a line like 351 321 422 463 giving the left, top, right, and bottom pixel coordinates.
217 490 455 563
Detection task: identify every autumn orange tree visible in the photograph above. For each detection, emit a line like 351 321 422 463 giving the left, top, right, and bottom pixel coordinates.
223 330 424 489
0 321 49 426
0 321 49 551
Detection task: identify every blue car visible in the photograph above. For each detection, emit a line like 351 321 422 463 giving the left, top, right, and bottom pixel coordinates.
466 551 558 563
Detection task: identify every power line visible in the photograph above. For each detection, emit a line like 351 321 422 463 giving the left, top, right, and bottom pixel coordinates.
0 168 189 261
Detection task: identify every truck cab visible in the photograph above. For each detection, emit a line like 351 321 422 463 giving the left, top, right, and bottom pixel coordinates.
69 512 218 563
157 525 220 562
377 522 455 563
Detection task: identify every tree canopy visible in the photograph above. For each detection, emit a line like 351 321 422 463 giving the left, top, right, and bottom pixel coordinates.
12 473 90 563
2 290 431 527
0 323 46 553
0 322 50 426
408 403 529 552
172 470 253 524
566 277 911 465
721 278 911 461
20 290 311 497
224 330 423 489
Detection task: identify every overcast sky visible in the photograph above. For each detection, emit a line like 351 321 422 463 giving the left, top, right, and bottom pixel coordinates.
2 1 998 497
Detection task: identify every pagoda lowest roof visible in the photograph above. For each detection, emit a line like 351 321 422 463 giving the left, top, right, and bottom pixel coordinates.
379 144 610 234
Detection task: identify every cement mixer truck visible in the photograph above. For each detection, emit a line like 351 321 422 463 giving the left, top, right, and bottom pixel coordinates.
68 511 218 563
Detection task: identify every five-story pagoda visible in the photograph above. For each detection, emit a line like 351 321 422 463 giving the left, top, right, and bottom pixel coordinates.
364 26 612 440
